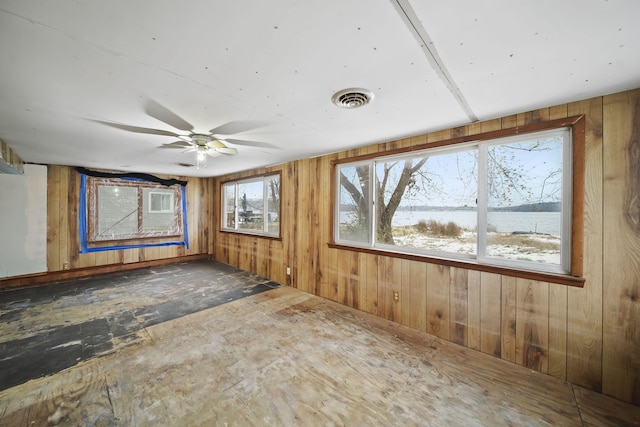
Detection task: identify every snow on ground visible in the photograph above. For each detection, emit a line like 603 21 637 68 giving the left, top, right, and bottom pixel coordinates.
393 231 561 265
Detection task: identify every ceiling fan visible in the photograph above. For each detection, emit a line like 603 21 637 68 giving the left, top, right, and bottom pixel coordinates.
163 133 237 169
91 101 275 169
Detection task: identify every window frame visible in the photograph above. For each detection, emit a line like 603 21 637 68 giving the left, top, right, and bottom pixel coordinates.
220 172 282 239
82 175 187 250
148 191 174 214
330 116 585 287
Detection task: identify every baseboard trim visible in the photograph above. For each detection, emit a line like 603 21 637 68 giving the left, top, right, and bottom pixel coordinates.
0 254 210 291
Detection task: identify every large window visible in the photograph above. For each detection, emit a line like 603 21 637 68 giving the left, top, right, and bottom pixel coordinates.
222 173 280 237
335 126 574 275
80 172 188 252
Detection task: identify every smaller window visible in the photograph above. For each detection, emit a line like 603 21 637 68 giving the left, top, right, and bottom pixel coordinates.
221 173 280 237
85 176 184 243
149 192 174 213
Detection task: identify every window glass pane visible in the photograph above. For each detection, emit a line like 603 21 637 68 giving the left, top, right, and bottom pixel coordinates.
222 174 281 236
150 193 162 212
237 180 264 232
223 184 236 229
142 189 175 232
265 175 280 236
161 193 171 211
97 185 138 239
485 134 564 265
148 191 173 213
338 164 370 243
376 151 477 256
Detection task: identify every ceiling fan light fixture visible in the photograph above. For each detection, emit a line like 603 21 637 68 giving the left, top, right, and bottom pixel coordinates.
191 134 213 146
196 146 207 169
331 88 374 109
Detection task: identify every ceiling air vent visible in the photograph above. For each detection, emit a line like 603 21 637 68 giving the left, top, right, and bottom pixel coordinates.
331 88 374 109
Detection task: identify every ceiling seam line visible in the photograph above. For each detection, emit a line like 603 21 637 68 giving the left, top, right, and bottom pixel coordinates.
390 0 479 123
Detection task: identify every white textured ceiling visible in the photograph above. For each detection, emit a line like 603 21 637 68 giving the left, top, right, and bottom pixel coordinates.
1 0 638 177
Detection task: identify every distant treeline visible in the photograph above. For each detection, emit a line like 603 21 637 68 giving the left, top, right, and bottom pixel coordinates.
490 202 561 212
341 202 561 212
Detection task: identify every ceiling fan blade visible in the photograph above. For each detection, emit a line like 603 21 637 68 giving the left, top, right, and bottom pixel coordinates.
206 150 222 158
90 119 180 137
182 147 198 154
223 138 279 149
216 147 238 155
145 100 194 132
159 141 192 149
207 140 227 149
209 120 267 136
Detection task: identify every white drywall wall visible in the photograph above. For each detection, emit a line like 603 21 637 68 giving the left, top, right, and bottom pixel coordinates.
0 164 47 278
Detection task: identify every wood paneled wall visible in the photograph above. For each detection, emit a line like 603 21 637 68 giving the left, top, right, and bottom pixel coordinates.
212 88 640 405
47 166 212 272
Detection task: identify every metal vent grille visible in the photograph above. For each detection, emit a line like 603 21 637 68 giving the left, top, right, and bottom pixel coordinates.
332 88 374 109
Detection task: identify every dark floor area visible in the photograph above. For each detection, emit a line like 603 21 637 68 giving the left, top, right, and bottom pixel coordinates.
0 260 279 391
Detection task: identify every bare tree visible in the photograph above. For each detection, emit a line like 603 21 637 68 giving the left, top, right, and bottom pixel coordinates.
340 158 427 244
269 178 280 217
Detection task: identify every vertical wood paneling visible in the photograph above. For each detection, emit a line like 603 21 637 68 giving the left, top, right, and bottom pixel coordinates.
400 259 412 328
378 257 402 323
365 254 379 315
602 90 640 404
347 251 360 309
500 275 518 363
283 162 297 287
357 252 368 312
480 272 501 358
466 270 481 350
47 166 61 271
426 264 450 340
58 167 70 268
310 158 323 296
387 257 402 323
67 170 84 268
500 115 517 130
450 267 468 346
377 257 390 320
567 96 604 392
409 260 427 333
549 104 569 121
326 248 339 301
548 283 568 380
337 249 350 305
256 239 268 277
317 155 336 299
481 118 502 133
296 159 311 293
516 279 549 373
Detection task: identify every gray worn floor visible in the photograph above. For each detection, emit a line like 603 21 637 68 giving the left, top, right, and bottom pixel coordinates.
1 262 639 426
0 260 279 391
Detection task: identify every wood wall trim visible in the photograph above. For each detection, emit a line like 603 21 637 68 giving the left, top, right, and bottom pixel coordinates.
0 254 209 291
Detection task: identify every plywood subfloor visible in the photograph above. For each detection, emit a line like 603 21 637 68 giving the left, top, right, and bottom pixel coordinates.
1 285 639 426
